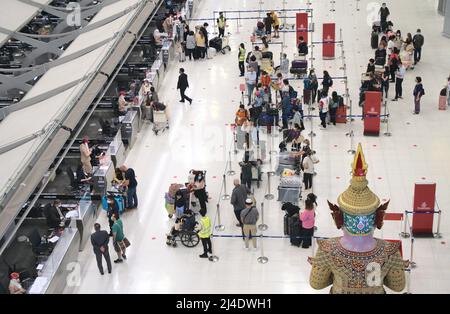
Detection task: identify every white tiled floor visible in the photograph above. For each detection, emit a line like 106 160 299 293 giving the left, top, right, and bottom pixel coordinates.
69 0 450 294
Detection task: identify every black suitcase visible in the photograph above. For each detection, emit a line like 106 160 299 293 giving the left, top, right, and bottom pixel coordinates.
289 214 301 246
290 67 307 75
371 32 379 49
193 47 201 60
262 51 273 60
209 37 222 51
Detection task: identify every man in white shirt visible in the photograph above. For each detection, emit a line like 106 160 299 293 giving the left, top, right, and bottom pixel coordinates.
245 66 257 105
392 63 406 101
318 91 329 129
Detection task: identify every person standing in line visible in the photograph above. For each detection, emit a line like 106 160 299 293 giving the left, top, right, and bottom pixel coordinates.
280 53 290 77
245 66 257 106
239 159 253 190
329 91 340 126
413 29 424 65
217 12 226 38
80 136 93 175
308 69 319 104
382 65 390 98
106 195 119 236
240 199 260 250
200 23 209 51
299 199 315 249
198 211 213 258
119 165 138 210
231 179 250 227
91 223 112 275
194 27 206 59
177 68 193 104
264 12 273 42
238 43 246 77
302 151 315 190
111 213 126 263
271 11 280 38
413 77 425 115
392 62 406 101
318 91 329 129
298 36 309 55
321 71 333 96
193 172 208 216
379 3 390 33
185 31 196 61
388 47 400 82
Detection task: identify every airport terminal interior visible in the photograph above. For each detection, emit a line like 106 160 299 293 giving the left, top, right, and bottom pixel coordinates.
1 0 450 294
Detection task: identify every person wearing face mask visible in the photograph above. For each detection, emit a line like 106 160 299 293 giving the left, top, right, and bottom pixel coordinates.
392 61 406 101
193 172 208 216
393 30 403 51
245 66 257 105
413 76 425 115
379 3 390 33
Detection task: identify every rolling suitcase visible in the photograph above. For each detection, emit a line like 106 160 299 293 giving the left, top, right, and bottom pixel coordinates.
193 47 201 60
439 95 447 110
303 89 312 105
289 214 301 246
209 37 222 51
371 31 379 49
291 59 308 69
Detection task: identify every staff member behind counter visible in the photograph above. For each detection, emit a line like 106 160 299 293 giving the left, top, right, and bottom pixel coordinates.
43 200 64 229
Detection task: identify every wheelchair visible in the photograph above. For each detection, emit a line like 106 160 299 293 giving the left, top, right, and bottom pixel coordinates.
166 214 200 248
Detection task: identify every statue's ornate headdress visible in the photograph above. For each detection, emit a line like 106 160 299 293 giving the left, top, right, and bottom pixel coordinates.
328 144 388 232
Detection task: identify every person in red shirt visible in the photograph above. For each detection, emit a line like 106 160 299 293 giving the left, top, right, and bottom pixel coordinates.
260 70 272 103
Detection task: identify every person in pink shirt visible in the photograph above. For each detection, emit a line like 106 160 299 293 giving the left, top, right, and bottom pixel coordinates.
299 199 315 248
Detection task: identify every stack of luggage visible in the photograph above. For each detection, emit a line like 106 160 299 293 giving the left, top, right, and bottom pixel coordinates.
277 173 302 204
282 202 300 235
276 151 298 175
290 54 308 77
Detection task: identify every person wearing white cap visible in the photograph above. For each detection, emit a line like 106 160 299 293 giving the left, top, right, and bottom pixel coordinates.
240 198 259 249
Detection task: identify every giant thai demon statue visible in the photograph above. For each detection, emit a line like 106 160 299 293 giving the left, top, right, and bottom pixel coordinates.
309 144 406 294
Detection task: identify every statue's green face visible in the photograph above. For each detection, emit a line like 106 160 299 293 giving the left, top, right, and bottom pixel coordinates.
343 213 376 236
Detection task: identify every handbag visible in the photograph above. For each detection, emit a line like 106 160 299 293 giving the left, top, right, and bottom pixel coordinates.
122 237 131 248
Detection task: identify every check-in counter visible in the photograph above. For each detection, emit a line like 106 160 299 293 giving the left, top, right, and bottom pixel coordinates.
28 227 80 294
73 198 100 251
120 110 139 148
145 70 159 90
92 159 114 195
161 39 175 69
151 52 164 83
108 131 126 168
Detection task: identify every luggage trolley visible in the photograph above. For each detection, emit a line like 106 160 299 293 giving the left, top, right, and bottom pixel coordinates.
209 35 231 55
278 175 303 204
153 107 169 135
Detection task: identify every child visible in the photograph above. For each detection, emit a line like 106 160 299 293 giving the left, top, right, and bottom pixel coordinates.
197 211 212 258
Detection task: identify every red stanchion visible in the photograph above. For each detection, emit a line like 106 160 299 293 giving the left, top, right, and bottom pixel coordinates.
363 91 382 136
412 183 436 237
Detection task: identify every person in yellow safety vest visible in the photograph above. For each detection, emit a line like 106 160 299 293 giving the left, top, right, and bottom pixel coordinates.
217 12 227 38
238 43 246 77
198 211 212 258
271 11 280 38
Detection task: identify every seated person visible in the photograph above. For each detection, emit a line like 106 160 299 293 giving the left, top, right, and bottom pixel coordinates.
181 209 196 231
9 273 26 294
76 164 93 193
43 200 64 229
90 145 105 167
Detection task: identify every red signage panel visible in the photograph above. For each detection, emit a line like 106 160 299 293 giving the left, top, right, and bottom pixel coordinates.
323 23 335 59
412 183 436 236
296 13 308 46
364 91 381 136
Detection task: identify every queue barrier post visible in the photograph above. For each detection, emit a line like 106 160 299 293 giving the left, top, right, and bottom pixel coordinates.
330 0 336 12
257 234 269 264
221 174 230 200
347 130 355 155
227 151 236 176
356 0 360 12
258 202 268 231
409 237 416 268
265 172 275 200
434 208 443 239
400 210 411 238
403 268 412 294
215 203 225 231
233 125 238 154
